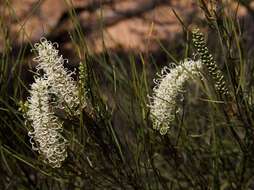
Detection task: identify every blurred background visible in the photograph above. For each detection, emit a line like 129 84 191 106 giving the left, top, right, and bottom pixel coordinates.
1 0 254 63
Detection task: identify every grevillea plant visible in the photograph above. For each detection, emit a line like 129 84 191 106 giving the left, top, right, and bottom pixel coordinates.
148 59 202 135
24 38 87 168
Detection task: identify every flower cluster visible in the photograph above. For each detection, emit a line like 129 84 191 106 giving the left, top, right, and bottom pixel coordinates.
27 78 67 168
149 59 202 135
192 28 229 96
26 38 86 167
33 38 83 113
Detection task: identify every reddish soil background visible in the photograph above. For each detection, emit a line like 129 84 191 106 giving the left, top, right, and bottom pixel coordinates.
1 0 254 61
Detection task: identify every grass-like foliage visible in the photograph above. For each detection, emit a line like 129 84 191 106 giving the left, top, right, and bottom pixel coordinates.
1 1 254 189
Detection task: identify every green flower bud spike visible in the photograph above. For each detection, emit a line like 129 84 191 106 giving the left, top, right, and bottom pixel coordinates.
192 28 229 96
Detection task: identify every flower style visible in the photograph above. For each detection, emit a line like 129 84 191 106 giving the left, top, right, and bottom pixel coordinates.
149 59 202 135
27 77 67 168
33 38 83 114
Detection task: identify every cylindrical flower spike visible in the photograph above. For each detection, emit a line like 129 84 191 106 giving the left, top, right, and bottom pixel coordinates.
192 28 229 96
24 38 89 168
149 59 202 135
33 38 83 114
78 61 88 108
27 78 67 168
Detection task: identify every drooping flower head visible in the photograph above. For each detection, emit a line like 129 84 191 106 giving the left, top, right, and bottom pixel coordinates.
149 59 202 135
27 77 67 168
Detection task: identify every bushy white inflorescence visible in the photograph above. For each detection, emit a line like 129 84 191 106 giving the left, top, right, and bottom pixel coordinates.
33 38 83 114
27 77 67 168
149 59 202 135
26 38 87 168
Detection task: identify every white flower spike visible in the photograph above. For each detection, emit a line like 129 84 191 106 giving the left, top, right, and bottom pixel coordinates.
149 59 202 135
33 38 82 114
27 77 67 168
26 38 87 167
